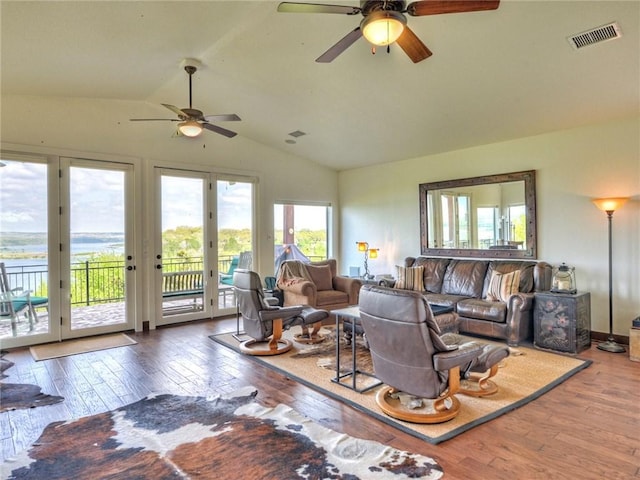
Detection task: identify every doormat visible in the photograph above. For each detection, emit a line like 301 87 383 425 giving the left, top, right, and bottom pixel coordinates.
2 386 444 479
30 333 137 361
210 327 591 444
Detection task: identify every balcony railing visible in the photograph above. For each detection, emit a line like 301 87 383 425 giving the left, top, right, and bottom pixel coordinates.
4 254 324 307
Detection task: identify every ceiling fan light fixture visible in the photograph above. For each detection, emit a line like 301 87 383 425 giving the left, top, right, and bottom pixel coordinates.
178 120 203 137
361 10 406 46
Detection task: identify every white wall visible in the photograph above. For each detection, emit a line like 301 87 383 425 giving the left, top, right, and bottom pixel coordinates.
339 116 640 337
1 94 339 278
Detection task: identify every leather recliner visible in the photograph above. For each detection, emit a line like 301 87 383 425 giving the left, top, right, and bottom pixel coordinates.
359 285 484 424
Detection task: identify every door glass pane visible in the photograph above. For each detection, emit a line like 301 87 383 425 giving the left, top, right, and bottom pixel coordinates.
0 159 50 339
477 206 498 249
161 175 205 316
69 166 127 330
508 204 527 249
218 180 252 308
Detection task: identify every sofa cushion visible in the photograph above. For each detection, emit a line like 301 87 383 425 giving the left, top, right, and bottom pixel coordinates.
306 264 333 291
457 298 507 323
406 257 451 293
487 270 521 302
482 261 536 297
315 289 348 307
441 260 488 298
395 265 425 291
423 293 471 310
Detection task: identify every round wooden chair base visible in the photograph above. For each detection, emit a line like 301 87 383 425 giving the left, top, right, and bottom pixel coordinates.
459 379 498 397
293 332 326 345
239 338 292 356
375 386 460 424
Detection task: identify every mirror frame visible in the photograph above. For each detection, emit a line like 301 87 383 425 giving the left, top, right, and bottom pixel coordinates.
419 170 537 259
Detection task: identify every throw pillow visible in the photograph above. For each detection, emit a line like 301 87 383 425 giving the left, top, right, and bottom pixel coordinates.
394 265 425 292
487 270 521 302
306 264 333 291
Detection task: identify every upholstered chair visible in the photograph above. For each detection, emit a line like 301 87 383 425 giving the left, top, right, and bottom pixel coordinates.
276 259 362 312
359 285 484 424
233 269 328 355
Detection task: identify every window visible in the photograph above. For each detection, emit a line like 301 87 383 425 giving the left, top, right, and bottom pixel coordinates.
274 203 329 262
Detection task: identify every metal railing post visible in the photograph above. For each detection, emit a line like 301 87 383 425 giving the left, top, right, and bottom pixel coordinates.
85 260 90 306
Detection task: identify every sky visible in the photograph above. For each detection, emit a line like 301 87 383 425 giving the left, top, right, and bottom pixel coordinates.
1 159 326 234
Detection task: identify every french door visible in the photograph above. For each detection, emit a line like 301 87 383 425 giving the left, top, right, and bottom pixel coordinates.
59 158 136 339
0 153 136 348
154 168 255 326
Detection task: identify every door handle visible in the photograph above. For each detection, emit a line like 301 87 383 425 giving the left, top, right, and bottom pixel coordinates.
127 266 135 271
156 265 162 270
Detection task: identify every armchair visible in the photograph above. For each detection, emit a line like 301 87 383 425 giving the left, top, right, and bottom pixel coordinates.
233 269 328 355
276 259 362 311
359 285 484 424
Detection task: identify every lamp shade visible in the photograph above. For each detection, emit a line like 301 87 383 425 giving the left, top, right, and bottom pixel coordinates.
178 120 203 137
368 248 379 259
592 197 628 213
361 11 406 46
356 241 368 252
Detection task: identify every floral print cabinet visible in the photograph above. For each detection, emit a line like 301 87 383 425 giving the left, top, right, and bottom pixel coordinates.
534 292 591 354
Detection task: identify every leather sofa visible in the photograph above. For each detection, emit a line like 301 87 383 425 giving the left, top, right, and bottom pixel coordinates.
276 259 362 312
385 256 552 346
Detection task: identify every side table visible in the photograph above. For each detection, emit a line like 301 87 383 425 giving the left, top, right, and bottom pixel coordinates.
534 291 591 354
330 306 382 393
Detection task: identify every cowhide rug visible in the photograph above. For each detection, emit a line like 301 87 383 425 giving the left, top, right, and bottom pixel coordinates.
0 353 64 413
2 386 443 480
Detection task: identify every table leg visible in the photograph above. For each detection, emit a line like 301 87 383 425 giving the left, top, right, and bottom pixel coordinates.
334 313 341 383
352 317 357 390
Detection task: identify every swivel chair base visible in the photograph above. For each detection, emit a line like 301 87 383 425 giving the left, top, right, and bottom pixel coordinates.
376 386 461 424
239 338 292 356
293 322 326 344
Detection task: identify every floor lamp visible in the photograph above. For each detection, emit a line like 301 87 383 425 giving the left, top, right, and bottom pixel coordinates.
592 197 628 353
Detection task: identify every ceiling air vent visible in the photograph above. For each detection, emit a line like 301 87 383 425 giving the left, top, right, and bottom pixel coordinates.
568 22 622 50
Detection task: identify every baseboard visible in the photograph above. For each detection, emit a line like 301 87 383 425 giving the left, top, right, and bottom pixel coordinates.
591 331 629 345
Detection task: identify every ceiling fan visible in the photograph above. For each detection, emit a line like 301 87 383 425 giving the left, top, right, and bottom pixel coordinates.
277 0 500 63
130 62 240 138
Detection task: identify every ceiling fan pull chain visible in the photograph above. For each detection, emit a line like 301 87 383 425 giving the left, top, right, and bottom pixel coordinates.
371 45 376 55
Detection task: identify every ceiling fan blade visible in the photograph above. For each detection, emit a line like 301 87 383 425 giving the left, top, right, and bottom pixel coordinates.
204 113 241 122
407 0 499 16
396 26 433 63
129 118 178 122
202 122 238 138
316 27 362 63
277 2 361 15
162 103 186 117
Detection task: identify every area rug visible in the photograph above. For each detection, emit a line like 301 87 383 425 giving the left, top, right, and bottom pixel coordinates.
0 353 64 412
210 327 591 444
29 333 137 361
1 386 444 480
0 382 65 413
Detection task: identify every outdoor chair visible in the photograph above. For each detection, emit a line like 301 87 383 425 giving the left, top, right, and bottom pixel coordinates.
0 262 48 337
358 285 484 424
233 269 328 355
219 251 252 286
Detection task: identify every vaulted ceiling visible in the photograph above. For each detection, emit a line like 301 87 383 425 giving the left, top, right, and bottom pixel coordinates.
1 1 638 170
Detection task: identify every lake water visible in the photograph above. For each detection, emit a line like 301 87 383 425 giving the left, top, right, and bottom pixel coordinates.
1 241 125 289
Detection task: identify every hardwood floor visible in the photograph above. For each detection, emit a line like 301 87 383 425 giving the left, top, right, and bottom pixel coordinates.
1 318 639 479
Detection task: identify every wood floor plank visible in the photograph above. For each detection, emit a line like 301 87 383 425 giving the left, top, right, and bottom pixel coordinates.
1 318 639 479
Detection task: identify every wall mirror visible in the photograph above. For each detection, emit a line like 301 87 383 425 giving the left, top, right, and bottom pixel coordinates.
419 170 537 259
